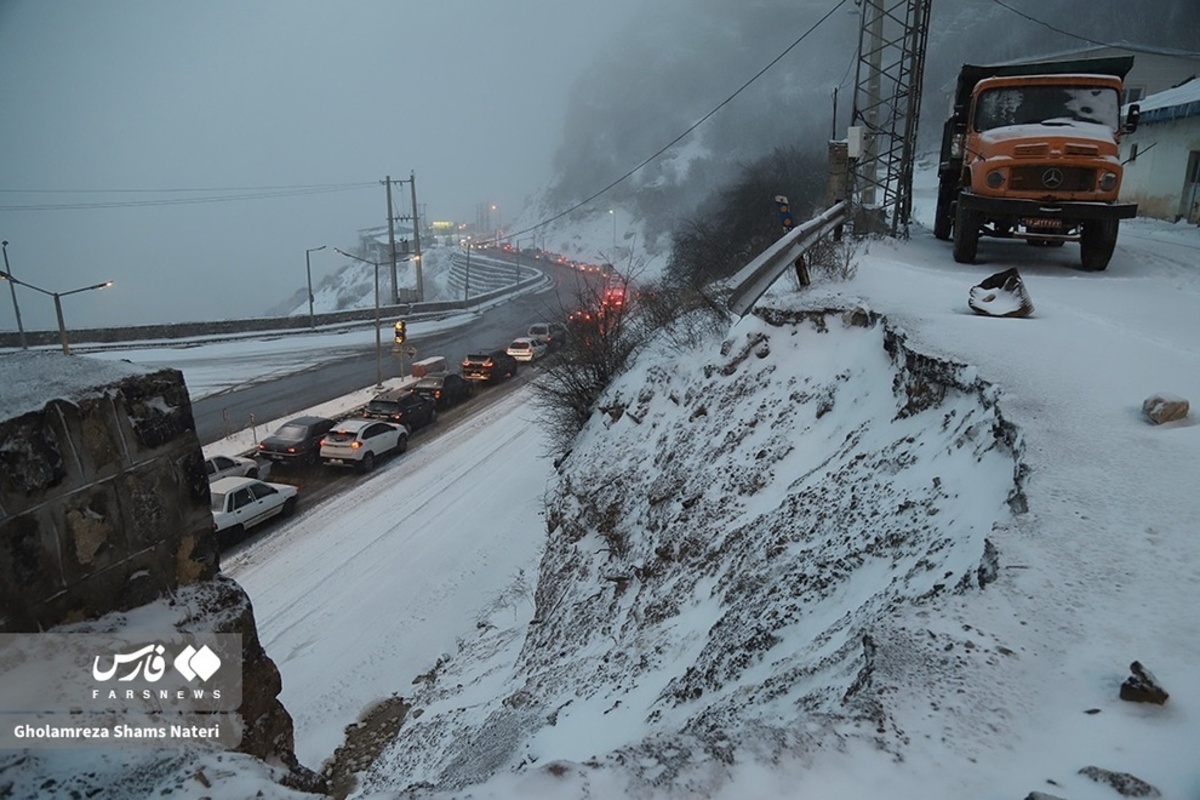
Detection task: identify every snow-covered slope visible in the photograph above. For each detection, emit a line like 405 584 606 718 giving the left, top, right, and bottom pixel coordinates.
359 303 1022 795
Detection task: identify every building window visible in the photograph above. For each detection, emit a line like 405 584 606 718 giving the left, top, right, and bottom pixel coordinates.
1122 86 1145 105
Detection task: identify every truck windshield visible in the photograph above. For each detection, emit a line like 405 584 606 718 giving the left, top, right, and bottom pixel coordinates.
974 85 1120 132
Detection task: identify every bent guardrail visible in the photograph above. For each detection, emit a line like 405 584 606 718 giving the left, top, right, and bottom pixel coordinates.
725 200 848 318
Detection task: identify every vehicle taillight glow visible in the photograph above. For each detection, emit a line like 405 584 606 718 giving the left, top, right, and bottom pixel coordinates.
351 441 362 449
319 439 327 447
286 447 296 453
435 390 442 398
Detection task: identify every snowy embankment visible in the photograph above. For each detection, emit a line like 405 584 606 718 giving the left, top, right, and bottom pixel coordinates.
358 304 1022 796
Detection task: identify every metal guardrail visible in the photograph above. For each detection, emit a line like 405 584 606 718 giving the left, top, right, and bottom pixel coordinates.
725 201 848 318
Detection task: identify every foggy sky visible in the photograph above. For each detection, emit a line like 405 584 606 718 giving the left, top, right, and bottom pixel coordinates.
0 0 642 330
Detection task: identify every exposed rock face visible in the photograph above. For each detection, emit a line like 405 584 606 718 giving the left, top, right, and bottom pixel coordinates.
0 353 318 792
1119 661 1169 705
1078 765 1162 797
1141 393 1189 424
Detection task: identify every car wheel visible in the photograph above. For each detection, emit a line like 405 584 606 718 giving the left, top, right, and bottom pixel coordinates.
430 408 438 424
282 497 297 517
360 452 376 473
397 434 408 454
246 466 259 479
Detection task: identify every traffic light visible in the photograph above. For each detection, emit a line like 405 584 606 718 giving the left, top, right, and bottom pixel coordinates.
394 320 407 344
774 194 794 231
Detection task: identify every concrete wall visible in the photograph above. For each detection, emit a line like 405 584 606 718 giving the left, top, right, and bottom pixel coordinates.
0 267 544 350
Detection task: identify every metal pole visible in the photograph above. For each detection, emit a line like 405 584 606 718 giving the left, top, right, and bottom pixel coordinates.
514 240 521 285
410 171 424 301
385 175 398 305
53 293 69 355
306 250 314 328
374 261 382 389
1 241 28 349
305 245 325 329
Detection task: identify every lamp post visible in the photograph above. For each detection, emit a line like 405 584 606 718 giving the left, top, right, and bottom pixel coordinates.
305 245 326 329
609 209 617 256
0 270 112 355
333 247 384 389
1 241 28 349
464 244 472 301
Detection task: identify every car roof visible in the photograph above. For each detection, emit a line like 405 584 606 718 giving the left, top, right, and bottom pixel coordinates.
331 418 381 433
284 415 333 426
371 388 414 402
510 337 533 344
210 476 259 492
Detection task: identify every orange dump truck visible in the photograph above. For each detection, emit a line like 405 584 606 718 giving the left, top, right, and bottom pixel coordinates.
934 56 1141 271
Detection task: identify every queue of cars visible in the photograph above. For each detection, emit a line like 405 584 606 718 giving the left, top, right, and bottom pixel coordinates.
208 322 564 543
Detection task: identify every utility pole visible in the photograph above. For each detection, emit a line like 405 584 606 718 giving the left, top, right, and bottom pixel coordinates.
409 171 424 301
384 176 399 305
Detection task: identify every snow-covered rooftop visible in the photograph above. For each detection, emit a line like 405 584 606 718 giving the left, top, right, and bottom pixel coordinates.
1130 76 1200 123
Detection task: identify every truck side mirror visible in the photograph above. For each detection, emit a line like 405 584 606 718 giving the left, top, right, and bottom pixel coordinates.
1124 104 1140 134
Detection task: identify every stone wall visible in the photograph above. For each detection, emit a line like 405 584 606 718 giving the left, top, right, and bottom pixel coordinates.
0 352 321 791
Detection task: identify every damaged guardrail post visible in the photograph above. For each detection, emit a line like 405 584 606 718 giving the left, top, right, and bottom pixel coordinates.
725 200 848 318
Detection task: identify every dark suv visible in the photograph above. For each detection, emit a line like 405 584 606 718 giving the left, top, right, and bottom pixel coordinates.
412 373 473 409
363 389 437 430
257 415 336 467
461 350 519 384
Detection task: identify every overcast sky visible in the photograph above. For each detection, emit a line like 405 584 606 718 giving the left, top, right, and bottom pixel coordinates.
0 0 642 329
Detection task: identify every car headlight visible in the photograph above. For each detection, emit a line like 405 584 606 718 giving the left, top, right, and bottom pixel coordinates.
1098 171 1118 191
986 170 1005 189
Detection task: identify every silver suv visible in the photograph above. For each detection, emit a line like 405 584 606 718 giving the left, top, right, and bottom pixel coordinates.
527 322 566 348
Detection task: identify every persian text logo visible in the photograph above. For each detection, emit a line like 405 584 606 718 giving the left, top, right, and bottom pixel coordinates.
92 643 222 684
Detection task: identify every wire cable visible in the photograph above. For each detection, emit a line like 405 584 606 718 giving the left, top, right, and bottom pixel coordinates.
498 0 851 242
0 182 377 211
989 0 1121 49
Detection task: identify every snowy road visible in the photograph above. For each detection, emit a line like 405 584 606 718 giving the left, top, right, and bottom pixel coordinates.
221 385 551 770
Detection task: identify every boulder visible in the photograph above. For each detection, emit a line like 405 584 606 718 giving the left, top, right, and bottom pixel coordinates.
1078 766 1161 797
1119 660 1169 704
1142 393 1189 425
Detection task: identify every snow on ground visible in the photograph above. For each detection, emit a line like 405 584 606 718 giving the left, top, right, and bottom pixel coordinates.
5 179 1198 798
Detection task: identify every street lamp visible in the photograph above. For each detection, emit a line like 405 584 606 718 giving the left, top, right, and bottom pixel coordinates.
1 241 28 349
0 269 112 355
305 245 326 329
609 209 617 255
333 247 384 389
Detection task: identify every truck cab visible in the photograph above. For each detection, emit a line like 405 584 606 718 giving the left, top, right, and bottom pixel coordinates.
935 56 1139 271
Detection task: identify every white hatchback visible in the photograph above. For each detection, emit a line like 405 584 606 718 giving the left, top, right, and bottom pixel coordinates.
319 418 409 472
507 336 548 362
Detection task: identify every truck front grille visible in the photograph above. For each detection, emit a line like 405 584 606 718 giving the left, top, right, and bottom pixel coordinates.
1009 166 1095 192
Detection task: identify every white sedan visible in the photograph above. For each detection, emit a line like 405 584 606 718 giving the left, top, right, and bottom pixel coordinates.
210 476 298 537
320 418 409 472
204 454 259 482
507 336 548 362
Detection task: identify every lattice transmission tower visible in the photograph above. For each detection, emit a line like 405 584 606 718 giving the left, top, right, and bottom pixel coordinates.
849 0 933 237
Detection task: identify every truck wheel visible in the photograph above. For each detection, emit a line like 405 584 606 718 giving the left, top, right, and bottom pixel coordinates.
952 203 981 263
933 180 956 241
1080 219 1118 271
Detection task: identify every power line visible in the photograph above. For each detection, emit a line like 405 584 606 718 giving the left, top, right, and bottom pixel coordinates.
0 182 377 211
990 0 1120 48
500 0 851 242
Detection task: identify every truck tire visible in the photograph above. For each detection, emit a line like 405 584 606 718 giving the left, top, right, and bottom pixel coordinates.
953 203 981 263
933 178 956 241
1080 219 1118 271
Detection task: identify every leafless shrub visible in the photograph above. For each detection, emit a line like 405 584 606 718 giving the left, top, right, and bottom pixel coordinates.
805 235 861 282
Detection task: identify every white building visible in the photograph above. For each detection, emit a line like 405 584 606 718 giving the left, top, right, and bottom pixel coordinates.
1121 78 1200 223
